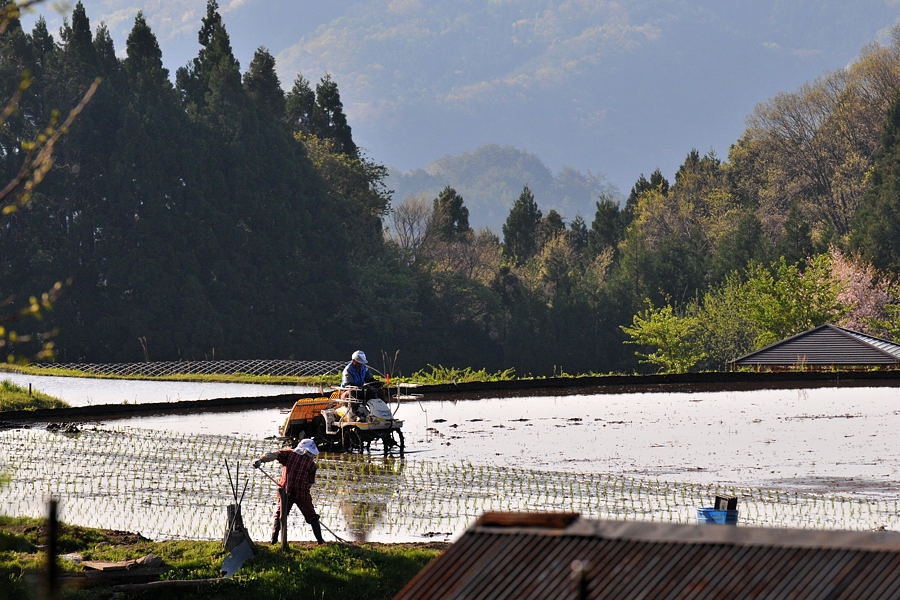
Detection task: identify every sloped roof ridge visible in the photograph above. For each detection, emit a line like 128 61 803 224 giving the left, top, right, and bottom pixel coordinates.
730 323 900 364
477 518 900 552
838 325 900 359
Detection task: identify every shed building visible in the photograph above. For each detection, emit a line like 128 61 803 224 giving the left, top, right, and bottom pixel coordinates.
396 512 900 599
729 323 900 370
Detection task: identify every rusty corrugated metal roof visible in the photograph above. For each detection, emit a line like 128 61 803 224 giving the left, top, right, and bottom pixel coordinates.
395 515 900 600
730 324 900 366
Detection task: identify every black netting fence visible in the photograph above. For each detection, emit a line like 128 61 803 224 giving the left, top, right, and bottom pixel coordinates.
32 359 345 378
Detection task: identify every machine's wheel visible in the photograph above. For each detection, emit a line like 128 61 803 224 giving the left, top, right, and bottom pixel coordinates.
381 432 393 456
397 429 405 457
342 426 363 453
311 417 329 451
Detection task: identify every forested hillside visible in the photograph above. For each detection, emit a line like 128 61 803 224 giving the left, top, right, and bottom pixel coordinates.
2 1 899 374
387 145 616 232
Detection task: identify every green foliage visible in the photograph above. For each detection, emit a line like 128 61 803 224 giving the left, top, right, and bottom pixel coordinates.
851 93 900 273
568 215 588 254
314 73 357 157
741 254 849 346
623 253 855 371
864 284 900 341
0 517 440 600
0 1 100 365
621 303 707 373
688 272 761 367
427 186 470 242
284 74 315 133
502 185 542 265
708 210 767 283
624 169 669 226
587 194 623 257
409 364 516 384
243 47 285 119
1 2 895 379
776 203 816 265
538 209 565 247
0 379 67 410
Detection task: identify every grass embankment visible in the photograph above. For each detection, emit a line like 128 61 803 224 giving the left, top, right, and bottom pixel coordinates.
0 516 442 599
0 362 619 387
0 380 67 411
0 364 341 387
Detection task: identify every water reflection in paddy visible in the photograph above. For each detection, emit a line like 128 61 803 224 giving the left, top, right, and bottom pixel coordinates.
2 384 898 544
107 385 900 494
0 371 317 406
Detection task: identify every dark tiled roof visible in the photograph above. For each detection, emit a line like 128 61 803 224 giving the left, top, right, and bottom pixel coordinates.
731 324 900 366
396 514 900 600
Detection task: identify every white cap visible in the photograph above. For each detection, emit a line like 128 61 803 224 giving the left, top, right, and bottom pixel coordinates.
294 438 319 456
351 350 368 364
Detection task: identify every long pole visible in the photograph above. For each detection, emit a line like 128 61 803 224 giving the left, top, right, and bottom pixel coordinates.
254 465 347 543
224 459 237 502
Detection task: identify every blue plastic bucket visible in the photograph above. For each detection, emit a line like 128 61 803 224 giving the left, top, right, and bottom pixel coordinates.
697 508 738 525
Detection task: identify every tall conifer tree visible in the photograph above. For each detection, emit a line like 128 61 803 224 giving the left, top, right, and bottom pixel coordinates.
285 74 315 133
429 186 470 241
588 195 623 256
314 73 356 156
502 185 542 265
243 47 284 120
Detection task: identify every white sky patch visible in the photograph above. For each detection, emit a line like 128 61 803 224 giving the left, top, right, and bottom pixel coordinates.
97 6 139 30
221 0 253 12
789 47 822 58
347 98 400 122
388 0 423 15
762 40 821 58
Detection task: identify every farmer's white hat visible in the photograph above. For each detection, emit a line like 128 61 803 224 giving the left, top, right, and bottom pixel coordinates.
294 438 320 456
351 350 368 364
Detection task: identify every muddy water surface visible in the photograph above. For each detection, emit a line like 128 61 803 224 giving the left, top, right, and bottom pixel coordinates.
105 385 900 496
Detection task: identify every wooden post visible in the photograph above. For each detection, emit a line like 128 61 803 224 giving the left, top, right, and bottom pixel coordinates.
46 498 59 600
278 488 288 551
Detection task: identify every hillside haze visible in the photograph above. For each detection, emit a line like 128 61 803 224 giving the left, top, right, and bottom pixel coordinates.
23 0 899 198
387 145 616 230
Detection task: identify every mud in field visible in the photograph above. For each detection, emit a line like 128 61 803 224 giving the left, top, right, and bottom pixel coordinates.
102 385 900 498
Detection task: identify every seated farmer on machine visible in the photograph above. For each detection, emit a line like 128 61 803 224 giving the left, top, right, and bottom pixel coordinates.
253 439 325 545
341 350 382 399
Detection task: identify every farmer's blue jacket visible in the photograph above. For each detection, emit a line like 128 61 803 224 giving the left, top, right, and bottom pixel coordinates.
341 361 375 387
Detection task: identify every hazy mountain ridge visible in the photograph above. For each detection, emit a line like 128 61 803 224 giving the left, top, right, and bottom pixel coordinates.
387 145 616 231
23 0 900 193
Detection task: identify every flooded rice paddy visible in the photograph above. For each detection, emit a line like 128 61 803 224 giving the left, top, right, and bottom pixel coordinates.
0 372 317 405
108 386 900 494
0 380 898 543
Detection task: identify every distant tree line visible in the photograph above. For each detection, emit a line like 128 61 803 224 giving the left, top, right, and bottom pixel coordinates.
2 2 899 373
387 30 900 373
1 1 375 362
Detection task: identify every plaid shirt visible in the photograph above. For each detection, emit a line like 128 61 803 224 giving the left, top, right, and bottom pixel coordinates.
276 450 317 499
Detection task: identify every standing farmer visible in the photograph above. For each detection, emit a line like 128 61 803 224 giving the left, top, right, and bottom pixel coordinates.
253 438 325 544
